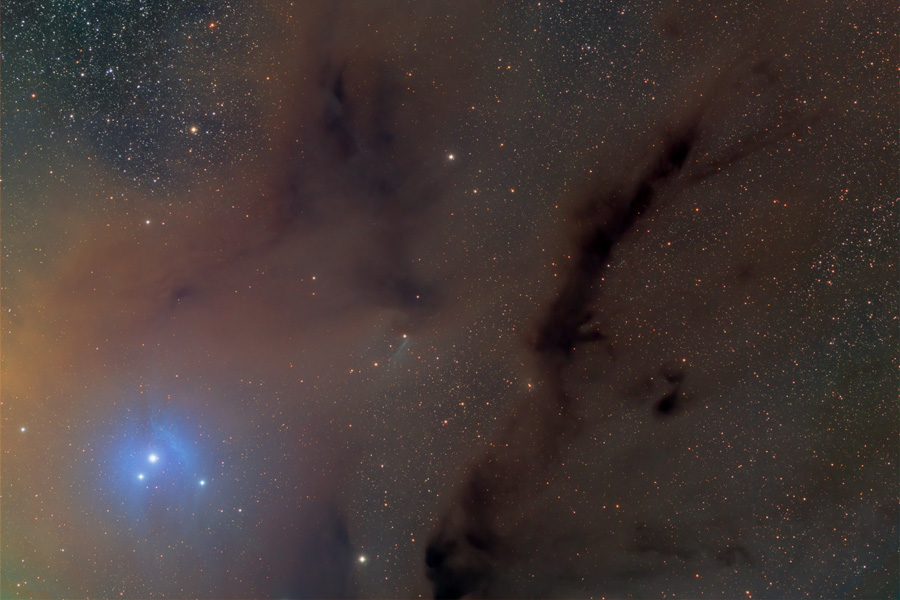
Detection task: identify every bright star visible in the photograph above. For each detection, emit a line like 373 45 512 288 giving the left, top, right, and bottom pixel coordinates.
148 453 159 463
199 480 206 486
137 473 145 480
20 427 26 432
447 154 455 160
359 555 366 563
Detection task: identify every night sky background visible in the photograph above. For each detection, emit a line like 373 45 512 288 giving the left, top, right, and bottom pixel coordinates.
1 1 897 598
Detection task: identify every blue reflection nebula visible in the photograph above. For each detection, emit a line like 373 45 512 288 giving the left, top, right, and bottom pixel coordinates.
94 404 214 523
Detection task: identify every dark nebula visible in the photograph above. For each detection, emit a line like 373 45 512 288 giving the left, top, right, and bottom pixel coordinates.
1 1 896 599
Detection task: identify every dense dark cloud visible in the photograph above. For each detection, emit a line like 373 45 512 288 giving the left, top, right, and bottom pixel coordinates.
425 27 896 600
273 61 448 313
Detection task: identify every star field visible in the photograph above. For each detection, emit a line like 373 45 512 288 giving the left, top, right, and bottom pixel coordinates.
1 1 897 598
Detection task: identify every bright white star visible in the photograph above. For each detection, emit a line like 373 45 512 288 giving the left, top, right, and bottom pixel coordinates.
148 453 159 463
199 480 206 486
137 473 145 480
